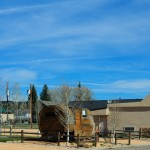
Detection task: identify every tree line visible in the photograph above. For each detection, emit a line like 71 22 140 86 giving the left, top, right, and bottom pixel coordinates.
0 79 93 125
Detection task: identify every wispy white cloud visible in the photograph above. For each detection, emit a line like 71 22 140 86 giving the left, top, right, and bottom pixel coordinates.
112 80 150 90
0 0 149 57
85 79 150 94
1 55 149 76
0 0 104 15
0 56 115 66
0 69 37 83
0 4 49 15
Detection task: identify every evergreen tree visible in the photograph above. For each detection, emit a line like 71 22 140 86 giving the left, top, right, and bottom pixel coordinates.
28 85 38 123
40 84 51 101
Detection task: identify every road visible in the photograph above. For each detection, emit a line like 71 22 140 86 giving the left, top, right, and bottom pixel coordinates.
112 145 150 150
80 145 150 150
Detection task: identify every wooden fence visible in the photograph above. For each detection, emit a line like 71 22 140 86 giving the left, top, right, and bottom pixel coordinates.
114 131 132 145
0 129 149 146
114 129 150 145
0 130 98 147
57 132 98 147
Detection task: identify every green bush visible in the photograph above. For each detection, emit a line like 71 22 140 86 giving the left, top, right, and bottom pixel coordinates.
0 137 20 142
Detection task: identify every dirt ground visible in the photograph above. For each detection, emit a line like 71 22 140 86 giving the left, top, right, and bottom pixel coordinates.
0 142 76 150
0 138 150 150
2 128 39 133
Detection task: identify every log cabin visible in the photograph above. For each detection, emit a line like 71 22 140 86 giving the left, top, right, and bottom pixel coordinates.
38 101 96 139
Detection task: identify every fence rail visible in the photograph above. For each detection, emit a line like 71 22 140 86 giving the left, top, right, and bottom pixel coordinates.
0 129 150 146
115 129 150 139
114 129 150 145
0 130 98 147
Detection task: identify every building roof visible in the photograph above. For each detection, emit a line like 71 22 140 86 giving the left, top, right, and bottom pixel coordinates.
109 99 143 104
69 100 108 110
0 101 28 114
69 99 143 110
40 98 143 111
0 108 13 114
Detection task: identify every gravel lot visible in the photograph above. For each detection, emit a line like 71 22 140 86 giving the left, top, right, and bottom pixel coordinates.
78 145 150 150
0 142 150 150
111 145 150 150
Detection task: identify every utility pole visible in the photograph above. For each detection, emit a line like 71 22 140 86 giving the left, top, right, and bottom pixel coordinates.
6 82 9 123
30 84 32 129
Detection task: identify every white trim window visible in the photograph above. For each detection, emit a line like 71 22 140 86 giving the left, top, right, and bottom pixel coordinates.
123 126 135 132
82 108 87 117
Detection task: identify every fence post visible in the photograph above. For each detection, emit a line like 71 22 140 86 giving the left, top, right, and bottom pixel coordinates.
139 128 141 139
115 133 117 145
10 125 12 137
21 130 24 143
94 133 97 147
77 134 80 148
128 132 131 145
109 131 112 143
58 132 60 146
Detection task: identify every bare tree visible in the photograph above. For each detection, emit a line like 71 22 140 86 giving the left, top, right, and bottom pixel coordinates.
73 84 93 101
0 80 7 126
35 99 43 129
11 83 21 123
51 85 73 145
50 83 94 145
0 79 5 101
108 100 121 142
9 83 30 126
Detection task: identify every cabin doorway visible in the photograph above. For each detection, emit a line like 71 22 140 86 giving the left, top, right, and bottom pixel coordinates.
99 116 107 136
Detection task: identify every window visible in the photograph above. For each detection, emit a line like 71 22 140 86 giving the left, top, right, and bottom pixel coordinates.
82 108 87 117
123 127 135 132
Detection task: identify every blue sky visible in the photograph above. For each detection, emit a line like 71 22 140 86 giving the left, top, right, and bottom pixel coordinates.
0 0 150 100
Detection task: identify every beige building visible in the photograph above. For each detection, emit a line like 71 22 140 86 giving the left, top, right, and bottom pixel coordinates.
70 94 150 133
0 114 14 123
91 94 150 132
107 94 150 132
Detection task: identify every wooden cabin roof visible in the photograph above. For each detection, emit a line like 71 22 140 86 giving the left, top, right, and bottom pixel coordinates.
40 100 55 106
